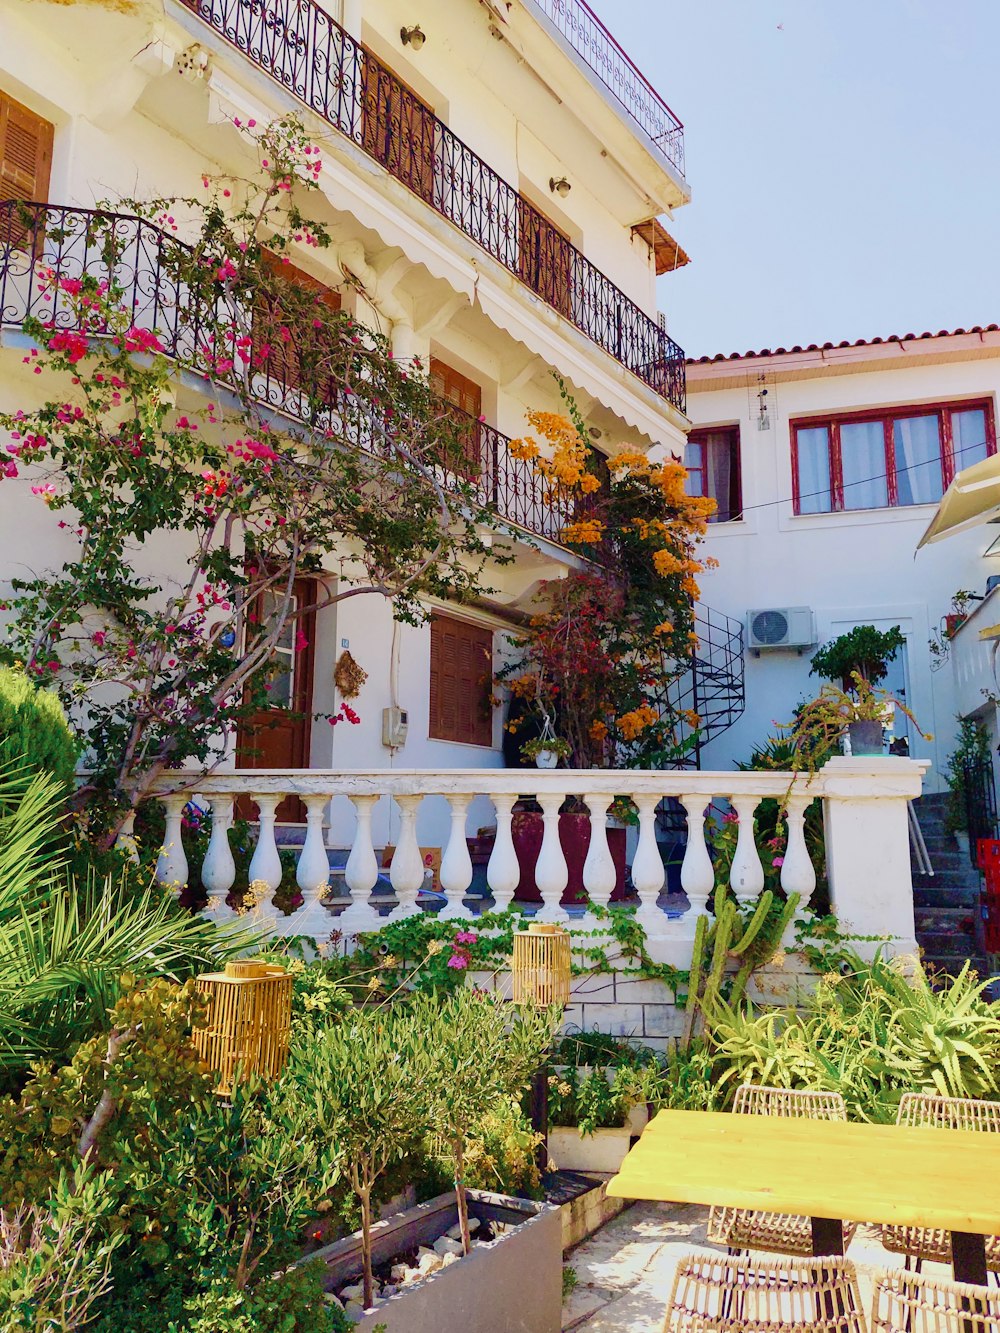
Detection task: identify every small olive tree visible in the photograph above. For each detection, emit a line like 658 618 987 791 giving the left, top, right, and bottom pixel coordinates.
413 989 556 1254
290 1008 433 1309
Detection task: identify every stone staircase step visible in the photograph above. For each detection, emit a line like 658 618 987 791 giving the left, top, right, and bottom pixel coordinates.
913 885 979 908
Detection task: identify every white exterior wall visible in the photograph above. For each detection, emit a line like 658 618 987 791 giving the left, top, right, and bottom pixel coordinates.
688 342 1000 792
0 0 688 850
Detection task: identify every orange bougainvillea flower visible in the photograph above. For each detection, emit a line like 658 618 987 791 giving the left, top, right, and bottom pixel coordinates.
561 518 606 545
589 719 609 742
617 704 659 741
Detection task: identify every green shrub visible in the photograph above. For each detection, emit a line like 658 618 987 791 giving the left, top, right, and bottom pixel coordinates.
0 667 78 790
709 954 1000 1122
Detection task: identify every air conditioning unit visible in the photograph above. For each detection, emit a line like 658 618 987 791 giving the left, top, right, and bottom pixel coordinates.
746 607 815 655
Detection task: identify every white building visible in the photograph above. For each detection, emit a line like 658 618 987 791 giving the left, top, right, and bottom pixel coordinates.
685 327 1000 793
0 0 691 846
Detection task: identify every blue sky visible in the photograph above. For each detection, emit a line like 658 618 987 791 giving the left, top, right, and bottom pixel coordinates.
590 0 1000 359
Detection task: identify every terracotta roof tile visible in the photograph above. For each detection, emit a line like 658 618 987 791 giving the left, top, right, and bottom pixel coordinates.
688 324 1000 364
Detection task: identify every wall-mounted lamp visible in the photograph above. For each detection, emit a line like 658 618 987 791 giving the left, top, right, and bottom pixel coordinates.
549 176 571 198
400 24 427 49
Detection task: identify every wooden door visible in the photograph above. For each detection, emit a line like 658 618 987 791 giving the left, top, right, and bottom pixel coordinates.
360 55 436 206
429 357 483 478
0 93 53 252
252 251 342 405
517 198 573 319
236 579 317 822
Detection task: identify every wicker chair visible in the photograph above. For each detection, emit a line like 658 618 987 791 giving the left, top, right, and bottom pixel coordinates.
663 1251 867 1333
708 1085 859 1256
871 1269 1000 1333
880 1093 1000 1273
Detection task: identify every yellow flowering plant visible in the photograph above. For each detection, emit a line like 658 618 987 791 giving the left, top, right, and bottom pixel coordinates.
497 382 715 768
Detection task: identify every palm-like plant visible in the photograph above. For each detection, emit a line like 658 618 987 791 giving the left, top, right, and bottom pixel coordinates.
0 766 258 1078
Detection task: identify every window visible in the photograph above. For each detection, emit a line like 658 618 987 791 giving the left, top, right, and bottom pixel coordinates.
429 614 494 747
0 92 53 251
429 357 483 477
684 427 742 521
791 400 995 515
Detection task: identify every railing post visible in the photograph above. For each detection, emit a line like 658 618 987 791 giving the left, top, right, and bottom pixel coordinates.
632 794 667 933
156 794 189 891
820 757 926 957
679 794 714 930
728 795 765 904
439 795 474 920
534 793 569 923
581 790 615 923
248 794 283 893
486 793 520 912
276 794 332 940
388 795 424 919
341 795 382 933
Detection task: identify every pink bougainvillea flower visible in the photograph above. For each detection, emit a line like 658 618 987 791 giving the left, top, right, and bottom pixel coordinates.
446 954 469 970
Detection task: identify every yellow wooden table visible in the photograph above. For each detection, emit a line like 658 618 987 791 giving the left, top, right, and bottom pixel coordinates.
607 1109 1000 1285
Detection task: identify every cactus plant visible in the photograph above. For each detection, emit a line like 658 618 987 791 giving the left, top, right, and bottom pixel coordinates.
682 888 800 1048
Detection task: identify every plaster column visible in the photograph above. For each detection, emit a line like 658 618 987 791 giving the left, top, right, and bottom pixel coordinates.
820 756 927 958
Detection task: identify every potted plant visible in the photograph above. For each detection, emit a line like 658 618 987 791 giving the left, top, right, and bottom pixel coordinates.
809 623 906 692
790 671 931 765
545 1033 659 1172
520 734 571 770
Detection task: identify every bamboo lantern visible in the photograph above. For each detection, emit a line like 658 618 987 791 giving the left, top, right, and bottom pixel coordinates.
193 960 293 1095
511 922 571 1008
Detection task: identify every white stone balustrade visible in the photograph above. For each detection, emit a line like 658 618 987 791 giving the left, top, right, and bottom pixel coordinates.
147 757 926 962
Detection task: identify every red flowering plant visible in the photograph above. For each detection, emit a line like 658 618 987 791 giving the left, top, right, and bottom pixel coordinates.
0 116 506 843
496 388 716 769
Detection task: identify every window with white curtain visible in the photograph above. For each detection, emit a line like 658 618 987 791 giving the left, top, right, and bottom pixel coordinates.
791 400 995 514
684 427 742 521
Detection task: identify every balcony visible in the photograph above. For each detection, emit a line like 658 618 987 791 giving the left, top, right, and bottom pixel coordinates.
177 0 686 413
149 758 925 965
0 201 580 548
525 0 686 177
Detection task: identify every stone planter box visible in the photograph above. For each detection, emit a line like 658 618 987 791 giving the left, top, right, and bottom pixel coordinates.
548 1126 633 1173
307 1189 561 1333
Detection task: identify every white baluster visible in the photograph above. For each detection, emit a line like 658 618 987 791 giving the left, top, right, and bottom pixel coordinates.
780 792 817 947
632 794 667 932
388 795 424 920
340 795 381 933
438 795 473 920
245 793 281 930
534 793 569 923
581 791 615 922
156 794 189 890
275 794 331 940
202 796 236 896
486 794 519 913
115 810 140 865
729 794 765 904
248 794 283 892
680 794 714 929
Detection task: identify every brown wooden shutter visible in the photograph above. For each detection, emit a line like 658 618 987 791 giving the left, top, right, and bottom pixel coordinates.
517 197 573 319
0 93 53 252
429 357 483 476
360 52 436 206
252 251 341 400
429 614 494 747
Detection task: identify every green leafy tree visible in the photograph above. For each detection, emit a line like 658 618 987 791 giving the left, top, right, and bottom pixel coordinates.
287 1008 433 1308
0 115 506 841
0 668 79 790
414 989 555 1253
809 624 905 689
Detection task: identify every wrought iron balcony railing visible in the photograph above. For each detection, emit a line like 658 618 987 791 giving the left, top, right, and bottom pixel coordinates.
0 201 575 547
527 0 686 177
177 0 686 413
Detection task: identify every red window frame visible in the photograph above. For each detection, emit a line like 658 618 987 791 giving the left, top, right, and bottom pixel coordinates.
790 398 997 515
685 425 742 522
